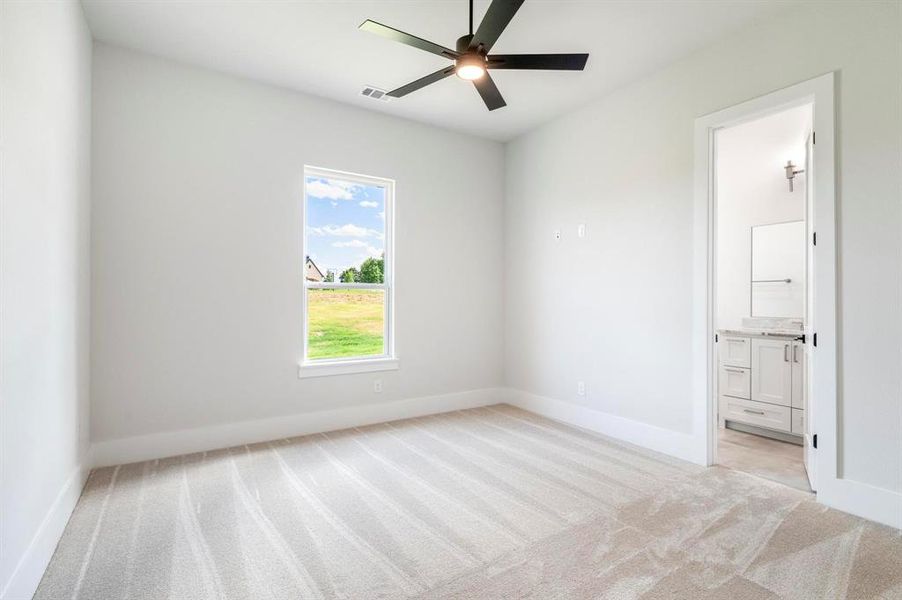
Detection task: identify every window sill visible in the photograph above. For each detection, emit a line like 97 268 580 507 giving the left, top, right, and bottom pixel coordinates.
298 357 399 379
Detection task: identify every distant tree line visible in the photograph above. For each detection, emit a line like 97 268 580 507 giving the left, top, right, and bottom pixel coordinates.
337 255 384 284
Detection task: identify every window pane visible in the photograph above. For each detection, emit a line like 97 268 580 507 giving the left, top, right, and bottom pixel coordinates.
307 288 385 360
305 175 385 285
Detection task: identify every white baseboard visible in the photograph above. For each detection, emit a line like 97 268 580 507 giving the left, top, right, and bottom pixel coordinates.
506 389 706 465
820 477 902 530
91 387 505 468
505 389 901 530
88 385 901 531
1 461 90 600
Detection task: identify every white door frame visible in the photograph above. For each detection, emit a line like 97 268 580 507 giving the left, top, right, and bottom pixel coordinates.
692 73 836 493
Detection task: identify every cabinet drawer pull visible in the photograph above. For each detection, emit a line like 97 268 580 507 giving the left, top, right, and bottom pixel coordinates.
743 408 766 415
724 368 745 374
784 344 790 362
793 345 800 363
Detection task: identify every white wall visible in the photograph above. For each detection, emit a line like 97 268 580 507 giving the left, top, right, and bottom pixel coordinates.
90 45 504 447
0 1 93 598
504 1 901 495
716 105 809 330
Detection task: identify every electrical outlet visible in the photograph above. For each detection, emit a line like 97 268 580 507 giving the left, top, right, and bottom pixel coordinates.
577 381 586 396
553 229 562 242
577 224 587 238
373 379 383 393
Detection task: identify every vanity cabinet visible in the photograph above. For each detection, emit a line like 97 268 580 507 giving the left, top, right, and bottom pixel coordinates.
718 333 804 436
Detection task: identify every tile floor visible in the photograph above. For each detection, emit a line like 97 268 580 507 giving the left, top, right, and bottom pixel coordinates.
717 425 812 492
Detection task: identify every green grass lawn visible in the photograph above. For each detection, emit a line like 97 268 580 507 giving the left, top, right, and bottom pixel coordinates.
307 288 384 359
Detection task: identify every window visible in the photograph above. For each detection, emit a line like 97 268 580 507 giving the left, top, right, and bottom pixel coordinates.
299 166 395 377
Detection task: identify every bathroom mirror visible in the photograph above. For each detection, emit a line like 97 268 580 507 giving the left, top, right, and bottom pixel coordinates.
750 220 805 318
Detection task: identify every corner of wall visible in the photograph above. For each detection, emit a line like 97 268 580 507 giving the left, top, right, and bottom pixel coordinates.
0 461 91 600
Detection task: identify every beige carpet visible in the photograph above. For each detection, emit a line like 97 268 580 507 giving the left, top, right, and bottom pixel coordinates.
35 405 902 599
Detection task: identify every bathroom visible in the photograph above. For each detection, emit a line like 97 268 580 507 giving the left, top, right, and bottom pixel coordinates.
714 103 814 492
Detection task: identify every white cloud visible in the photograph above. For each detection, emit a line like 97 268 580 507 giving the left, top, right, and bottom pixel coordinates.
359 200 378 208
307 223 381 238
357 246 383 261
306 178 362 200
332 240 368 248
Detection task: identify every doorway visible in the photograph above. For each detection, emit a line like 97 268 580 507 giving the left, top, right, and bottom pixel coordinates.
693 73 837 499
714 105 813 491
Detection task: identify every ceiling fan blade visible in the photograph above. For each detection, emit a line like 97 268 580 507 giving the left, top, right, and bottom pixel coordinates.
487 53 589 70
388 66 457 98
470 0 525 53
360 20 459 59
473 73 507 111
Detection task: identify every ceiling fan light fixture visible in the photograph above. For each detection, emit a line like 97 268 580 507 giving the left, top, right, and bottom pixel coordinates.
455 55 486 80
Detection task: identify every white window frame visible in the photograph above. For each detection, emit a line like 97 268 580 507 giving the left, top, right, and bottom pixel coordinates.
299 165 397 378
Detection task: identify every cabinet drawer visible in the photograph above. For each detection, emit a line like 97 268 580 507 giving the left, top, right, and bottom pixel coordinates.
719 336 750 368
720 396 791 433
792 409 805 434
718 365 750 399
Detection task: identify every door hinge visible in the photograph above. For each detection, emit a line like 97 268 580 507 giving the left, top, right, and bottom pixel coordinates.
812 231 817 246
715 333 719 343
813 434 818 449
813 332 818 347
812 131 816 145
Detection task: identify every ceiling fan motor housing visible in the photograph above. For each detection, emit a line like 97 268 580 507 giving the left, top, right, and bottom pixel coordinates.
456 34 478 54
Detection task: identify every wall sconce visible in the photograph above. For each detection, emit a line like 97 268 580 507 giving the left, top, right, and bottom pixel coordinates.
784 160 804 192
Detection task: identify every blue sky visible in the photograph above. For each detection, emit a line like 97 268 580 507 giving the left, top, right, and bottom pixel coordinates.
305 175 385 276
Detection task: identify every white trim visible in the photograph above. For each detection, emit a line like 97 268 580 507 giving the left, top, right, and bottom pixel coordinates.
506 389 706 465
1 460 90 600
301 165 396 365
694 73 836 472
817 477 902 530
90 387 503 467
306 283 384 290
691 74 902 528
298 356 399 378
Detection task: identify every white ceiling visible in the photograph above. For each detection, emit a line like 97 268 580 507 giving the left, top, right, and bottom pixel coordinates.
81 0 795 142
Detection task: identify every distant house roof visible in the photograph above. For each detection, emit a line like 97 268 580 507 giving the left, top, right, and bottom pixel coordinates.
305 256 324 282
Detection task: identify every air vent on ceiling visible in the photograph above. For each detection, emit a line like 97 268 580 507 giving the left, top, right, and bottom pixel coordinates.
361 85 392 102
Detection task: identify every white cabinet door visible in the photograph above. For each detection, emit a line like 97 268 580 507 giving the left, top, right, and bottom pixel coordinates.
751 338 793 407
719 336 750 367
791 341 805 409
718 365 750 399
